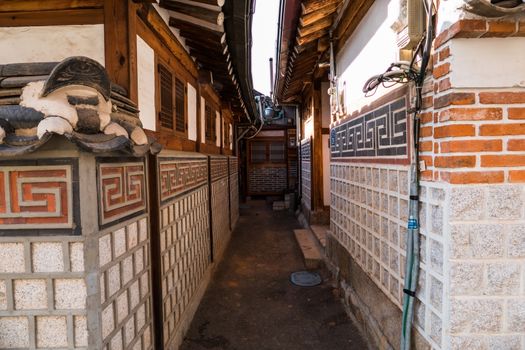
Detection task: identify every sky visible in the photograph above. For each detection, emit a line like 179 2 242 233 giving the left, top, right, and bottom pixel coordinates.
251 0 280 97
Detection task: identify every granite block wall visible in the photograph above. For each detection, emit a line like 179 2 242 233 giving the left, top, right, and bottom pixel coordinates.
229 156 239 228
300 139 312 212
210 156 231 260
97 216 153 350
156 152 213 349
330 163 446 348
0 237 87 349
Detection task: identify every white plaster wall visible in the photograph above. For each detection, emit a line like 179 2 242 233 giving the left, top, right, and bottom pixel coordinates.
304 118 313 140
449 37 525 88
0 25 105 65
201 97 206 143
187 83 198 141
215 111 221 147
336 0 400 116
137 35 156 131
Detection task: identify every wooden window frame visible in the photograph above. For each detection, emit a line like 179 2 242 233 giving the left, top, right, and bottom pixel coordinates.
156 58 188 137
248 138 287 166
204 101 217 145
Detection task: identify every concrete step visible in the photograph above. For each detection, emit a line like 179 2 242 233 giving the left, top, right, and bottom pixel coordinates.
310 225 329 248
293 229 322 269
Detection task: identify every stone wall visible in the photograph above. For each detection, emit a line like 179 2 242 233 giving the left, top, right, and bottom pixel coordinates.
0 141 155 350
97 215 153 350
330 163 445 348
0 236 87 349
156 152 212 349
300 139 312 212
229 156 240 228
210 156 231 260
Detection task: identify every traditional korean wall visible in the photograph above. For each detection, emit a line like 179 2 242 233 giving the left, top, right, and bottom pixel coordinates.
300 139 312 213
0 141 154 350
229 156 240 227
210 156 231 259
328 1 439 348
328 1 525 349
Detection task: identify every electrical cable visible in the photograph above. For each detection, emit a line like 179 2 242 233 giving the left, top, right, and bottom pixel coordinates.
400 1 433 349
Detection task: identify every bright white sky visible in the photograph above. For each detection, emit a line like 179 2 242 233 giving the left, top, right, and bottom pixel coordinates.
251 0 280 96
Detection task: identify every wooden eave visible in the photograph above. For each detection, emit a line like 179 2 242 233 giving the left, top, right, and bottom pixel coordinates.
275 0 342 103
158 0 253 120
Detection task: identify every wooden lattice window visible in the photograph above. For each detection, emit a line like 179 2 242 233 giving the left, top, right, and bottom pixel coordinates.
175 78 185 132
158 64 173 129
250 141 286 164
205 103 216 143
158 63 186 133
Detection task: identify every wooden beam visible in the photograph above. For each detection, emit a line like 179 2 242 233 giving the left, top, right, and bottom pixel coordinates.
136 5 198 78
160 0 224 26
0 9 103 26
335 0 373 50
297 28 329 46
300 1 339 27
0 0 103 12
301 0 339 15
298 16 333 38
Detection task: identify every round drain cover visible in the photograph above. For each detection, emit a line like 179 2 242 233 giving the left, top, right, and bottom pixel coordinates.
290 271 322 287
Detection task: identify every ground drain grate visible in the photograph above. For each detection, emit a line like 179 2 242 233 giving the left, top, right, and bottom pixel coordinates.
290 271 322 287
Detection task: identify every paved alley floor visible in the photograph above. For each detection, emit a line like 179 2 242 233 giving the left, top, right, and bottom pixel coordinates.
181 200 368 350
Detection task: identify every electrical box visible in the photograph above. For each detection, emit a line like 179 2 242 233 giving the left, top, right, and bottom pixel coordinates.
396 0 426 50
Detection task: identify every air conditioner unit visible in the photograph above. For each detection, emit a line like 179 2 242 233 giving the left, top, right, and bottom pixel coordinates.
396 0 426 50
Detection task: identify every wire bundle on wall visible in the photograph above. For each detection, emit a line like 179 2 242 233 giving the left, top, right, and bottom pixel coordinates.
361 1 434 349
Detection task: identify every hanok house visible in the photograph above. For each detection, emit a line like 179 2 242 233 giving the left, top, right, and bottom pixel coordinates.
276 0 525 349
0 1 255 349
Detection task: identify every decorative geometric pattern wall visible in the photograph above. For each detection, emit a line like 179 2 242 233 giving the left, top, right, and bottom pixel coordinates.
210 156 230 259
98 161 147 227
0 160 79 235
330 97 408 160
159 158 208 203
300 139 311 211
157 155 211 349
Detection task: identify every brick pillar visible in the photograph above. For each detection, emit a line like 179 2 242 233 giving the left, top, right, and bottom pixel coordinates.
420 18 525 349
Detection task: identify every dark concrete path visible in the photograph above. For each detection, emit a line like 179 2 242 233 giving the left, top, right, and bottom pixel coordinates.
181 200 368 350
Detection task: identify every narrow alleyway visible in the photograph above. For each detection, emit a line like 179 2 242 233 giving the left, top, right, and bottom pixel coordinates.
181 200 368 350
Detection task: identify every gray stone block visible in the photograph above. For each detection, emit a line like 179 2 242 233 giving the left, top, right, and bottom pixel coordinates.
0 280 6 310
487 185 524 220
32 242 64 272
54 278 86 309
429 239 443 273
14 279 47 310
450 187 485 221
0 243 25 273
450 299 503 333
508 224 525 257
450 261 483 296
486 263 521 295
507 299 525 332
0 317 29 348
450 224 505 259
36 316 68 348
430 276 443 311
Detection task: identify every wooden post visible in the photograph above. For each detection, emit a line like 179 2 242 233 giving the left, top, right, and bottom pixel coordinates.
104 0 138 103
312 81 324 211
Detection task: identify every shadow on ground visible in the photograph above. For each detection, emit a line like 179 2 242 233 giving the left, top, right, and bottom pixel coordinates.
181 200 368 350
